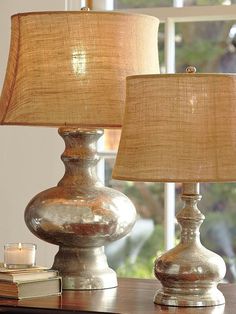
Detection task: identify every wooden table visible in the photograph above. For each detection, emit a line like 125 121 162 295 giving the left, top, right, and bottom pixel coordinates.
0 278 234 313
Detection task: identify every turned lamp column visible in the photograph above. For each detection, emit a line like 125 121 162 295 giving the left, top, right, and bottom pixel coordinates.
154 182 226 306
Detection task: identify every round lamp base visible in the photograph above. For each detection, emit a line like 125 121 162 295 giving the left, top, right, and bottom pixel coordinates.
53 246 117 290
154 287 225 307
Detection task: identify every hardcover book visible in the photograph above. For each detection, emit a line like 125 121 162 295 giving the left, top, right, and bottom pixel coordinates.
0 265 47 272
0 269 58 282
0 277 62 299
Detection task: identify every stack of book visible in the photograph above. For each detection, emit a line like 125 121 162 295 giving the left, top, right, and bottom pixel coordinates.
0 265 62 299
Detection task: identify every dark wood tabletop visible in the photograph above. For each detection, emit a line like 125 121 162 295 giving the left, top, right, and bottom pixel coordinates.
0 278 233 314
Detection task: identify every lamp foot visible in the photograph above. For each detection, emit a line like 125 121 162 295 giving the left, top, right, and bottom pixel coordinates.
53 246 117 290
154 286 225 307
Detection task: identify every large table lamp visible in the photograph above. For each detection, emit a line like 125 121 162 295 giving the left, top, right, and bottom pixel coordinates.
0 10 159 290
112 67 236 306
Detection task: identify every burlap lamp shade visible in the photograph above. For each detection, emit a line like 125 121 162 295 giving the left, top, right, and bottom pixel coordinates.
0 11 159 127
113 73 236 182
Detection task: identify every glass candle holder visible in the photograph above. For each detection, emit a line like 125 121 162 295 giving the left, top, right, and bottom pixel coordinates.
4 243 36 269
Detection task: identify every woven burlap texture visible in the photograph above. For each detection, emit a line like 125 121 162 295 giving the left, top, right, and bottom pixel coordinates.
0 11 159 127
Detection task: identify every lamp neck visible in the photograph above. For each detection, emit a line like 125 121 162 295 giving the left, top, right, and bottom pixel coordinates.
57 127 103 189
177 182 204 244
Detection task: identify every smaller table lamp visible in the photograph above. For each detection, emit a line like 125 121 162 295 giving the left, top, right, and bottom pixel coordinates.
112 67 236 307
0 10 159 290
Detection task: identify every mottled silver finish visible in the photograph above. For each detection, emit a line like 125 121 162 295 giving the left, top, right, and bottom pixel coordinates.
53 247 117 290
24 128 136 290
154 182 226 307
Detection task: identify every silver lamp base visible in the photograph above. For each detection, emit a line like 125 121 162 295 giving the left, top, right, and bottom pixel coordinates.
154 182 226 307
154 284 225 307
25 128 136 290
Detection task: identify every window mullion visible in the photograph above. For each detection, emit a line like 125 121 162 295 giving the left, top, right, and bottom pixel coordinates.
164 18 176 251
165 18 176 73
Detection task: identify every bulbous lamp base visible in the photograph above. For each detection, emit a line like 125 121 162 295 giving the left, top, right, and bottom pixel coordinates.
24 128 136 290
154 183 226 307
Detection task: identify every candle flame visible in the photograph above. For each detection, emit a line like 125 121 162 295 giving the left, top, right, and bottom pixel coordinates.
18 243 22 250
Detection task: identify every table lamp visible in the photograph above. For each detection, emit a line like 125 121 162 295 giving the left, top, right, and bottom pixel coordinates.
0 10 159 290
112 66 236 307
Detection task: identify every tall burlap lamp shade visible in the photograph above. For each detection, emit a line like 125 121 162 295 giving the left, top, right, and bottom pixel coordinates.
113 68 236 306
0 11 159 126
0 11 159 290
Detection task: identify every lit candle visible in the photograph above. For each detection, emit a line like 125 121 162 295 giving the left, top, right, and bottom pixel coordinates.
4 243 36 268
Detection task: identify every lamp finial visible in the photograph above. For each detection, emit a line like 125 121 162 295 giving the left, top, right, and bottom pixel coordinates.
81 7 90 11
186 66 196 73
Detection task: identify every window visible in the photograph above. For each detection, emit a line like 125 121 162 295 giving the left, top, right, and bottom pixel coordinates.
100 0 236 282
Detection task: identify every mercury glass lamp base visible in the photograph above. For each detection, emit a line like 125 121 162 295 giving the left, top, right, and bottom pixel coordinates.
154 182 226 307
25 128 136 291
53 246 117 290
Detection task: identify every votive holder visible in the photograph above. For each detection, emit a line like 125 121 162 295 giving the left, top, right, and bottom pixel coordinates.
4 243 36 269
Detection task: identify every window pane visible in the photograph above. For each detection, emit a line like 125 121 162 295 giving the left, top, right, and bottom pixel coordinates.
102 15 236 284
200 183 236 282
175 20 236 72
115 0 173 9
115 0 235 8
175 20 236 283
158 23 165 73
183 0 235 5
101 129 165 279
103 157 165 279
175 183 236 282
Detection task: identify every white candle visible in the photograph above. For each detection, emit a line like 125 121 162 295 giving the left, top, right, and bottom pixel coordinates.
4 243 36 268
